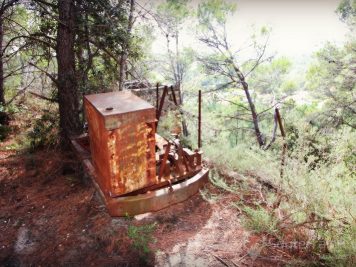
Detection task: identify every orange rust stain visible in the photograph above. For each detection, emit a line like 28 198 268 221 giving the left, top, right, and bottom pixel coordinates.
84 93 157 196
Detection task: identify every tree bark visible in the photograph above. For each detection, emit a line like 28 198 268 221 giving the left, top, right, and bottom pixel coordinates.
0 15 4 105
0 14 9 125
231 60 264 147
56 0 81 145
118 0 135 91
241 80 264 147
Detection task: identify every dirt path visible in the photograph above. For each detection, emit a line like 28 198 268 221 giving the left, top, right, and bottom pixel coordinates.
152 194 280 267
155 206 248 266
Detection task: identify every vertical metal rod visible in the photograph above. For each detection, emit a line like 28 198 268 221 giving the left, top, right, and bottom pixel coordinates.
275 107 287 178
275 107 285 138
157 86 168 123
198 90 202 149
158 143 171 181
156 82 159 111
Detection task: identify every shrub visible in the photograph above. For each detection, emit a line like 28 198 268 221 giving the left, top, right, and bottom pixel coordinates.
242 205 279 234
209 169 240 193
0 124 11 141
127 222 156 261
157 110 182 139
200 114 355 263
27 111 59 151
319 223 356 267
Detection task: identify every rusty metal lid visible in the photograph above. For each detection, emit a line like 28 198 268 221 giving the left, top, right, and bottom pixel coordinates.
84 91 154 117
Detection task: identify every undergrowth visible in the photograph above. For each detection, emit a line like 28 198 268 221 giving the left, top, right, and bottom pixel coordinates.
27 111 59 151
241 205 279 235
196 121 355 265
127 222 157 263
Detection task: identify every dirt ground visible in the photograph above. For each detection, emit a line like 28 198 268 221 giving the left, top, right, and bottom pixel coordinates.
0 145 317 267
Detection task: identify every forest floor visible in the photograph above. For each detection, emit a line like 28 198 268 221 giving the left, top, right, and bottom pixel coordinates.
0 149 316 266
0 101 317 266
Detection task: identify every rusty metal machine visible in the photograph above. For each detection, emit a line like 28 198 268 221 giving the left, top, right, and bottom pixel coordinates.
71 90 208 216
84 91 157 196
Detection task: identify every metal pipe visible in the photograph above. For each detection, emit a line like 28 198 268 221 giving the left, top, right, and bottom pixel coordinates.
156 82 159 111
158 142 171 181
275 107 285 138
198 90 202 149
275 107 287 178
157 86 168 124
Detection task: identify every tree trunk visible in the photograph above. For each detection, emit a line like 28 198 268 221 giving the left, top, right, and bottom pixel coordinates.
0 14 9 125
241 81 264 147
56 0 81 145
118 0 135 91
0 15 4 105
231 60 264 147
174 33 189 136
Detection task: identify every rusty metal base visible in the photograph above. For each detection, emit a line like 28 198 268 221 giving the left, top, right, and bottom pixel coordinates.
82 158 209 216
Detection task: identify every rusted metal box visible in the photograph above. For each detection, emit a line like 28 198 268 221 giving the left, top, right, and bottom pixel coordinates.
84 91 157 197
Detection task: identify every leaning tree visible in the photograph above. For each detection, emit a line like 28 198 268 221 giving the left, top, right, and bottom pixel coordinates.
197 0 273 147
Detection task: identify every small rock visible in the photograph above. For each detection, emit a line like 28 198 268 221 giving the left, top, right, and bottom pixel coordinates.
134 212 152 221
14 227 37 255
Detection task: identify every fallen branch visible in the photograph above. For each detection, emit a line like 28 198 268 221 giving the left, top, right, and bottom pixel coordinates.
280 218 330 230
28 91 57 103
211 253 235 267
5 77 35 106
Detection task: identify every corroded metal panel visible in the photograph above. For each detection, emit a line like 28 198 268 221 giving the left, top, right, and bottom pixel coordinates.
85 91 154 130
79 150 209 217
84 91 157 196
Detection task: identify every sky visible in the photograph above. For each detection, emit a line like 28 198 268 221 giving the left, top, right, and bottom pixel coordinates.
149 0 349 60
228 0 348 59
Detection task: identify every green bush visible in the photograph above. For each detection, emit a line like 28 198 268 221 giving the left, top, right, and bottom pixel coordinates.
242 205 279 234
127 222 156 260
157 110 182 139
209 169 240 193
27 111 59 151
0 124 11 141
321 224 356 266
200 109 355 264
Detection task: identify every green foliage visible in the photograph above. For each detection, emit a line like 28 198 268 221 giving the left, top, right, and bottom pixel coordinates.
0 124 11 141
242 205 278 234
27 111 59 151
337 0 356 26
157 110 182 139
154 0 194 87
198 0 236 25
280 80 297 94
280 124 355 264
249 57 294 96
194 95 355 263
209 169 239 193
157 0 190 28
203 137 279 182
322 224 356 266
0 103 21 141
200 188 220 203
306 40 356 129
127 223 156 260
